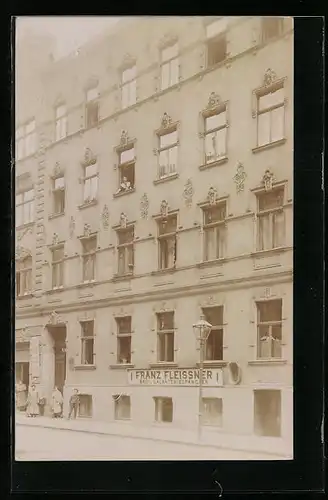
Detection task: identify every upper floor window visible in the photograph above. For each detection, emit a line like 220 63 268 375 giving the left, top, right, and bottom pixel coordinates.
256 299 282 359
16 120 36 159
206 19 227 67
55 104 67 141
204 107 227 164
16 256 32 297
116 145 135 194
117 226 134 276
121 65 137 109
116 316 132 364
158 128 178 180
256 82 285 147
51 246 64 289
81 236 97 282
85 87 99 128
16 189 34 227
202 306 224 361
257 188 285 251
114 395 131 420
203 203 226 261
157 311 175 363
157 214 177 270
80 321 95 366
52 175 65 215
82 162 98 203
161 43 179 90
261 17 284 43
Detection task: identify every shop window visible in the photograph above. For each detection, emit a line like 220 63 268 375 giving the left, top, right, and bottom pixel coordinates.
114 395 131 420
261 17 284 42
16 257 32 296
79 394 93 417
161 42 179 90
117 227 134 276
55 104 67 141
157 311 175 362
257 299 282 359
121 65 137 109
52 175 65 215
257 188 285 251
116 146 135 193
203 203 226 261
157 128 178 179
80 320 95 365
85 87 99 128
254 389 281 437
154 397 173 423
202 306 224 361
202 397 223 426
157 214 177 270
256 82 285 147
81 236 97 282
51 246 64 288
116 316 132 364
16 189 34 227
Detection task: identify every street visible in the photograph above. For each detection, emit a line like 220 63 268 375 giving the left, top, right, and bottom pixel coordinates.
15 424 276 461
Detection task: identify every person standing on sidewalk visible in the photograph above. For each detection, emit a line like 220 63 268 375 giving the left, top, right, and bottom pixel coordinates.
68 389 80 419
26 384 39 417
51 386 63 418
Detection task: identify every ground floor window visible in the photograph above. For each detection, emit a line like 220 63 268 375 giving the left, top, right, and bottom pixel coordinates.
254 389 281 437
79 394 93 418
114 395 131 420
202 397 223 426
154 396 173 423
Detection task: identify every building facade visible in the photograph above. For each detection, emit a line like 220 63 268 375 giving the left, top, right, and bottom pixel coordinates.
15 16 294 455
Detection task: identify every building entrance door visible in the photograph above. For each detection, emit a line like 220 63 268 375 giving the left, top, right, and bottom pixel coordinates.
49 326 67 394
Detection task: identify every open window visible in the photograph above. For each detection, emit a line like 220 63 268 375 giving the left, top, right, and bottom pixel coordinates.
205 19 228 67
116 316 132 364
80 321 95 366
85 87 99 128
202 306 224 361
157 311 175 363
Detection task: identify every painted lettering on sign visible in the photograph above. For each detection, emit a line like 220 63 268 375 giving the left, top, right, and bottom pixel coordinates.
127 368 223 386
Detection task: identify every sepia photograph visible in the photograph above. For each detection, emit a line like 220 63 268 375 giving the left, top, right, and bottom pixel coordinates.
14 15 294 462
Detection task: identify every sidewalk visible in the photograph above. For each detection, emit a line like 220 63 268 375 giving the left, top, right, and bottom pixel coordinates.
15 413 292 459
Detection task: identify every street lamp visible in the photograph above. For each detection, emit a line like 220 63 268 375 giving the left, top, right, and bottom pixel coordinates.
193 314 212 440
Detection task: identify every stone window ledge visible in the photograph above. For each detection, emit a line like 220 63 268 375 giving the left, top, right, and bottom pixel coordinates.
153 173 179 185
109 363 135 370
77 280 97 288
113 188 136 199
112 273 134 282
151 267 176 277
16 293 34 300
197 258 226 269
252 138 286 154
196 361 227 368
78 199 98 210
16 222 35 231
199 156 228 171
49 212 65 220
149 362 178 369
251 247 289 258
44 287 65 295
248 359 287 366
74 364 97 371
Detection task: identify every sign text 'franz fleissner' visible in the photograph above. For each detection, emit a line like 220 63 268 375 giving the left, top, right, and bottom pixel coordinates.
128 368 223 386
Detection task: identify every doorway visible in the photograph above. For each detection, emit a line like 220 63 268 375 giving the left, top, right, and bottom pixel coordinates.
49 326 67 394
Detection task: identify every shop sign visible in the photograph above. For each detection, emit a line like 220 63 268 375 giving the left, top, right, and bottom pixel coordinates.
127 368 223 387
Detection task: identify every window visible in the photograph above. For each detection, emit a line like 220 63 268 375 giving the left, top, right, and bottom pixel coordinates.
85 87 99 128
154 397 173 423
157 215 177 270
204 109 227 163
114 395 131 420
254 389 281 437
121 65 137 109
117 227 134 276
206 19 227 67
257 300 282 359
16 257 32 296
81 236 97 282
203 203 226 261
79 394 93 417
16 120 36 159
202 398 223 426
116 316 132 364
83 162 98 203
157 312 175 362
116 146 135 193
158 129 178 179
51 246 64 288
161 43 179 90
52 176 65 215
257 188 285 250
80 321 95 365
261 17 284 42
16 189 34 227
256 83 285 147
202 307 224 361
55 104 67 141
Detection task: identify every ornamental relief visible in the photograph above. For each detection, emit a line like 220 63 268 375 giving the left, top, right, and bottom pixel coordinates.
15 245 32 261
183 178 194 207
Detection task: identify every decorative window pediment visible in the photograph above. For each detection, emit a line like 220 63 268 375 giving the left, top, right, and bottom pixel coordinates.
16 173 33 194
120 52 136 70
47 310 64 326
115 130 135 152
52 161 64 179
81 148 97 167
155 112 179 136
84 76 99 93
78 222 97 240
15 245 32 261
158 31 178 50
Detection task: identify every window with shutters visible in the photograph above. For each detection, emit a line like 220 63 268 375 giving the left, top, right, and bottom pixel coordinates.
257 188 285 251
205 19 228 67
116 227 134 276
81 236 97 282
80 321 95 366
16 189 34 227
114 395 131 420
256 300 282 359
157 312 175 363
55 104 67 141
154 397 173 423
261 17 284 43
160 42 179 90
203 203 226 261
16 257 32 296
51 246 64 289
16 119 37 159
52 175 65 215
157 215 177 270
255 82 285 148
254 389 281 437
85 87 99 128
202 306 224 361
116 316 132 364
121 65 137 109
202 398 223 426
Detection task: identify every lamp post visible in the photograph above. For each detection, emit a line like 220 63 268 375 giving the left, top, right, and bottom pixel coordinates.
193 314 212 441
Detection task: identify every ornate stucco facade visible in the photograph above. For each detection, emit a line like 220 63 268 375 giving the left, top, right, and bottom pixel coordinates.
15 17 293 456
